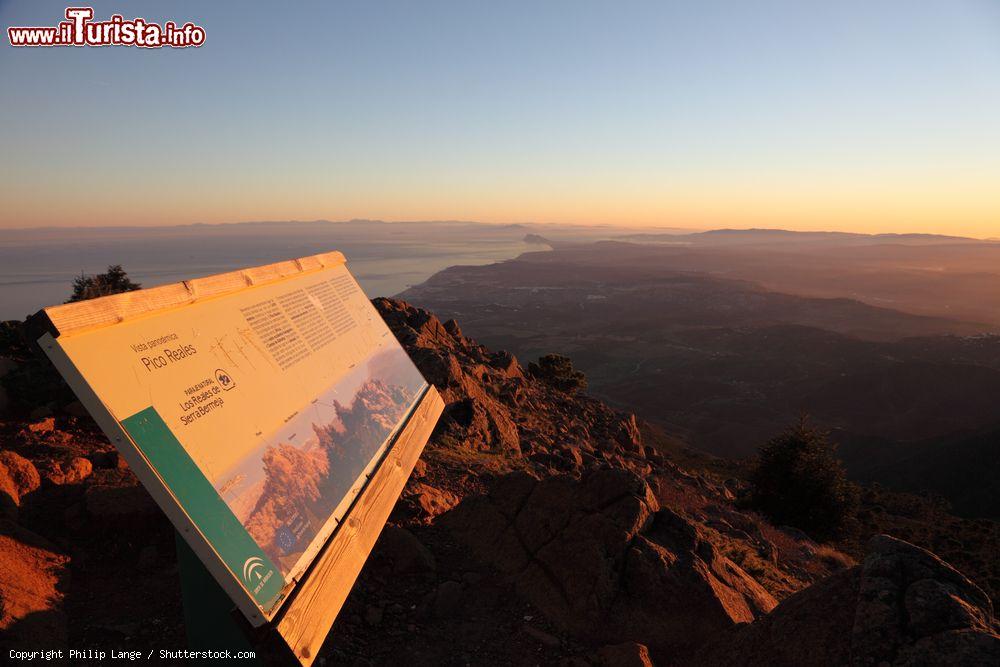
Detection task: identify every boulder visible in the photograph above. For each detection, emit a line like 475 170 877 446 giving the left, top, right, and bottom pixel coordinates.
0 520 69 649
854 534 999 665
692 534 1000 666
46 457 93 486
445 468 776 658
0 451 41 508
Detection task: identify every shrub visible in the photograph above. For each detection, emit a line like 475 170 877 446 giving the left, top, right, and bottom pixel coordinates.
527 353 588 394
748 418 859 540
67 265 141 303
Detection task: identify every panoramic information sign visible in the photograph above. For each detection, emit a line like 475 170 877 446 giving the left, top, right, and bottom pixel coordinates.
35 252 430 623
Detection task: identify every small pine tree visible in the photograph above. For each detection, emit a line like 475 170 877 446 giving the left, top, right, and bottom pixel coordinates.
748 418 859 540
527 353 588 394
67 265 141 303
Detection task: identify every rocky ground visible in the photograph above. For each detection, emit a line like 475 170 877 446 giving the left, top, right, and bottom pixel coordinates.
1 302 998 665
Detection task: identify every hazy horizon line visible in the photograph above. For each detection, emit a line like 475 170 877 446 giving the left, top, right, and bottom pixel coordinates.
0 218 682 232
1 218 997 241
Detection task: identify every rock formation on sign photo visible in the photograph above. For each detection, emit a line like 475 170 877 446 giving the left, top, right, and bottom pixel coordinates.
242 375 422 572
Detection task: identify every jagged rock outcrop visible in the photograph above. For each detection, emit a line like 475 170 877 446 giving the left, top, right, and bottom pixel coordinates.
694 534 1000 666
373 298 651 473
444 468 777 659
448 396 522 456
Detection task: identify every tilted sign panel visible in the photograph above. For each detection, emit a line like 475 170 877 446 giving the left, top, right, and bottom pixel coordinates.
47 261 428 617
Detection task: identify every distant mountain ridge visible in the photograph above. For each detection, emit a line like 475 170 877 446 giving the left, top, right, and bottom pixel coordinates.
618 227 992 245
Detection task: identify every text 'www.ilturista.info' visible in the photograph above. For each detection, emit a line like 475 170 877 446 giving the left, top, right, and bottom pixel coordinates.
8 7 205 48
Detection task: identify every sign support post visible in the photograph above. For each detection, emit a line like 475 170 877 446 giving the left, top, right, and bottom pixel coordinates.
175 532 266 665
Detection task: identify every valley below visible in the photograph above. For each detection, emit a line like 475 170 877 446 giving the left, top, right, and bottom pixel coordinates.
401 235 1000 521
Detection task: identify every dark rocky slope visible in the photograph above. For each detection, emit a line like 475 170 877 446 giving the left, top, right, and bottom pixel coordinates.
0 302 997 665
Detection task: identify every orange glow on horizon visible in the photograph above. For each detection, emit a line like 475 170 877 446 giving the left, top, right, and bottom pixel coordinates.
3 173 999 239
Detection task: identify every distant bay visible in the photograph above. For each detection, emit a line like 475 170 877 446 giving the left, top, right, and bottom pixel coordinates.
0 221 538 320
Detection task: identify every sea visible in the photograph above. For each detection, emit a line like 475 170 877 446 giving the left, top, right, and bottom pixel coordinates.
0 221 536 321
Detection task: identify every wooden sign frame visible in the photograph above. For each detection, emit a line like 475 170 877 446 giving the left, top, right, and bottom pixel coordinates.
31 253 443 665
272 385 441 663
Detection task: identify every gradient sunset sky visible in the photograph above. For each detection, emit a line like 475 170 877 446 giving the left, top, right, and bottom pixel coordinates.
2 1 999 235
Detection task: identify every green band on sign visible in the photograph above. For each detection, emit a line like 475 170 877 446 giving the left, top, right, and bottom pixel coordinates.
121 406 285 612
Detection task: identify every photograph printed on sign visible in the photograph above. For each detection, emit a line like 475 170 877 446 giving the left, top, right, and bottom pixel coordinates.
213 336 427 578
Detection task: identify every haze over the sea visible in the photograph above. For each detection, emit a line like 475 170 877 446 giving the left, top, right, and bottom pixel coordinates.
0 221 545 320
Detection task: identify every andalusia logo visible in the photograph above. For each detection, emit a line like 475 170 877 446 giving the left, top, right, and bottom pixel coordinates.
242 556 267 587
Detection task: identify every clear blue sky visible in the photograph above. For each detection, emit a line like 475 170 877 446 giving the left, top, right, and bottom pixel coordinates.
2 1 999 234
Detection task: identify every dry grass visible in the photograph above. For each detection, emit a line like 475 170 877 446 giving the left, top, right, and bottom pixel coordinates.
814 543 856 570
